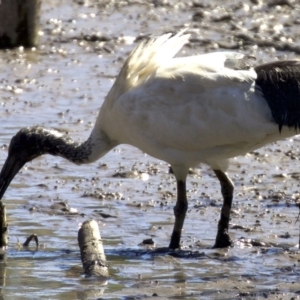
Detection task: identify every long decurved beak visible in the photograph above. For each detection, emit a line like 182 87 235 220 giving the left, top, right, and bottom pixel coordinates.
0 155 26 200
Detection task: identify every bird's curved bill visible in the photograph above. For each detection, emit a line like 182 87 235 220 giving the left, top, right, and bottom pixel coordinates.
0 155 25 200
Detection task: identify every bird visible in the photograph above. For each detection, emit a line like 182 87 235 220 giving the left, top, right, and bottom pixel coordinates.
1 30 300 249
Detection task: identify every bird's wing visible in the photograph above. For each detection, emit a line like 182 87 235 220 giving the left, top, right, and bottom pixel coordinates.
109 62 274 150
162 51 255 73
106 30 190 102
101 52 281 168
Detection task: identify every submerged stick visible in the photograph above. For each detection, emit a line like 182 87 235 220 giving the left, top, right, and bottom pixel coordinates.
78 220 109 278
0 0 41 48
0 202 8 249
23 234 39 247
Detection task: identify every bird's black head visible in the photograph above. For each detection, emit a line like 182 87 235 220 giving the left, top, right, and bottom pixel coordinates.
0 126 47 199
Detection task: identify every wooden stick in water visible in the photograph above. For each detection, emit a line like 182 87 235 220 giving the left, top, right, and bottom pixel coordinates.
78 220 109 278
0 0 41 48
0 202 8 249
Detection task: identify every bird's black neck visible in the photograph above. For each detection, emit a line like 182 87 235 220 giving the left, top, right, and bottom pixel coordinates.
17 126 93 164
46 133 93 164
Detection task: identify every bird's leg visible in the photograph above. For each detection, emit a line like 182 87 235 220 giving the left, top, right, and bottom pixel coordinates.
169 180 188 249
213 169 234 248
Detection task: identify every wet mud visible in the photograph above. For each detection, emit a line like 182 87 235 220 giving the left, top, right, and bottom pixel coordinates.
1 0 300 299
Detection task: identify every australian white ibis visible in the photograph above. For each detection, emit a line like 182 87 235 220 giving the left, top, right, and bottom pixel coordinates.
0 30 300 249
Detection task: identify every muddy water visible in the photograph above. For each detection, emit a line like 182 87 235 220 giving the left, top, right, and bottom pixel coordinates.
1 0 300 299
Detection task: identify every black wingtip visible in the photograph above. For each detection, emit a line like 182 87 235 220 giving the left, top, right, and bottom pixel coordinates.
255 60 300 132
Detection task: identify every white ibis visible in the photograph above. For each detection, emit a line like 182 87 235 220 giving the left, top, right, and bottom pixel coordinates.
0 30 300 249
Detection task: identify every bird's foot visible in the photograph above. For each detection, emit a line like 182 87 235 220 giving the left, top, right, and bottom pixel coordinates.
169 241 180 250
212 231 233 248
169 232 181 250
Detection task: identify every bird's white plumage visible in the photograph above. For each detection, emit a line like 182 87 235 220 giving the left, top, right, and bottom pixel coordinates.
91 31 294 178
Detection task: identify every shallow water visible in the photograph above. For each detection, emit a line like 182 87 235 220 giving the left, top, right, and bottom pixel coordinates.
1 0 300 299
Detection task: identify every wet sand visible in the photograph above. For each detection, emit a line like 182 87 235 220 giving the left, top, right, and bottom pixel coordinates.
1 0 300 299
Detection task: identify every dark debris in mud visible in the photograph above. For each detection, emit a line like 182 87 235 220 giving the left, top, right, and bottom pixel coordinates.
82 190 124 200
23 234 39 247
94 210 118 219
236 289 290 299
108 239 300 262
27 200 84 217
107 247 207 260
